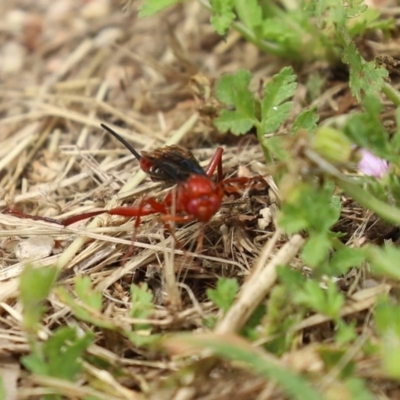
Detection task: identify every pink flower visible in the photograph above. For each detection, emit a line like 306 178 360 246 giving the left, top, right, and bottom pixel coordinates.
358 149 389 179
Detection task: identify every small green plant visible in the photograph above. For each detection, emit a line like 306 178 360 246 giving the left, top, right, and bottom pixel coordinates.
205 277 239 328
57 277 158 346
19 266 95 397
18 266 158 397
206 277 239 313
138 0 393 63
22 326 94 381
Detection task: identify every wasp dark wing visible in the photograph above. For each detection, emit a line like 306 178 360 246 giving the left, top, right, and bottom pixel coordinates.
142 145 206 183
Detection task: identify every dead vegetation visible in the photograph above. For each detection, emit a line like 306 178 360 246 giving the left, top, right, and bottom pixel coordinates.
1 1 400 399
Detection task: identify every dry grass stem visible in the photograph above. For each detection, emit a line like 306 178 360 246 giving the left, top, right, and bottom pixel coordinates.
216 234 305 334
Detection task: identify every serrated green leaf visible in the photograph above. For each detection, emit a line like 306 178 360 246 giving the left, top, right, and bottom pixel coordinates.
21 351 48 376
330 247 366 275
139 0 181 17
348 8 384 37
294 280 344 320
345 0 368 18
261 67 297 134
130 283 154 320
22 327 93 381
75 276 102 311
342 42 388 101
325 281 345 319
291 107 319 134
214 69 257 135
215 69 252 105
43 327 94 380
207 277 239 313
279 183 341 235
214 112 256 135
210 0 235 35
56 286 114 330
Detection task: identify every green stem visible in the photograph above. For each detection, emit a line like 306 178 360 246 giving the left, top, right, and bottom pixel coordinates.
337 177 400 226
305 148 400 226
382 82 400 107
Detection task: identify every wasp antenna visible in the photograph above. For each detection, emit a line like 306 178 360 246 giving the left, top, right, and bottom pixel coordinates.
100 123 141 161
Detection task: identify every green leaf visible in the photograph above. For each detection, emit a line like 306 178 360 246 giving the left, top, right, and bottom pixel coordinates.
261 66 297 134
44 327 94 380
324 281 345 319
56 285 114 330
130 283 154 320
294 280 344 320
75 276 102 311
210 0 235 36
366 244 400 281
207 277 239 313
19 265 58 332
293 280 326 311
215 110 257 135
234 0 262 31
139 0 181 17
301 233 332 268
22 327 94 380
329 247 366 275
214 69 257 135
345 0 368 18
348 8 386 37
21 351 48 376
335 319 357 345
319 347 355 377
291 107 319 134
342 42 388 101
345 95 388 155
279 183 341 234
277 267 307 289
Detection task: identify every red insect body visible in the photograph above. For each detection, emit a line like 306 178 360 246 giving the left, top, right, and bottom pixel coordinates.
5 124 260 247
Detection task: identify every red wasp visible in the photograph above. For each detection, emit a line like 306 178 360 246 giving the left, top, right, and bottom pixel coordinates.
6 124 263 249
